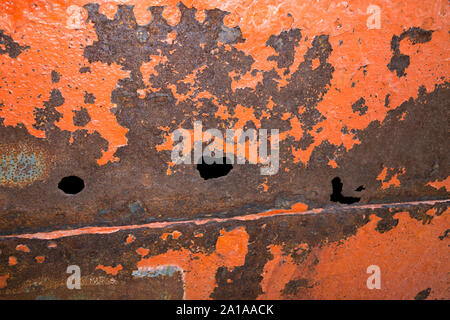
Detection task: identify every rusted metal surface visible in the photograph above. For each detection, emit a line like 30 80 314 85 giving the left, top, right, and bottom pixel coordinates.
0 0 449 299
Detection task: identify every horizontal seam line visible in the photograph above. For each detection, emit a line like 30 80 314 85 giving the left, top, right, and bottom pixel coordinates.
1 198 448 240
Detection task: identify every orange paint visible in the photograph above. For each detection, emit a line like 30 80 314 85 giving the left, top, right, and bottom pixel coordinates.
0 0 448 301
137 226 249 299
257 208 450 299
136 247 150 257
428 176 450 192
377 167 405 189
147 0 448 169
377 167 388 182
195 9 206 23
125 234 136 244
311 58 320 70
165 31 178 44
99 2 117 19
133 2 153 25
0 0 448 169
162 5 181 26
258 245 297 299
8 256 17 266
328 159 338 168
224 13 240 28
232 104 261 129
282 116 303 141
16 244 30 252
281 112 291 121
161 230 182 240
384 174 401 189
0 1 131 165
260 179 269 192
290 202 308 212
141 53 168 85
96 264 123 276
309 209 450 299
0 274 9 289
230 70 263 91
48 242 57 248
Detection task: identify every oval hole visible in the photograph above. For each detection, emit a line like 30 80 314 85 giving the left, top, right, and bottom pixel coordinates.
58 176 85 194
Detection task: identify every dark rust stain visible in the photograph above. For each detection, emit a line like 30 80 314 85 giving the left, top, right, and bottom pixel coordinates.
0 30 29 59
387 27 433 77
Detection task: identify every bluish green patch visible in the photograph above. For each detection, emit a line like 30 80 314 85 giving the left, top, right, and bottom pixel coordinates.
132 265 181 278
0 147 46 187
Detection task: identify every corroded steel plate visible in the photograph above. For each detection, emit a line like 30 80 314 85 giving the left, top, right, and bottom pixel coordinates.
0 0 448 300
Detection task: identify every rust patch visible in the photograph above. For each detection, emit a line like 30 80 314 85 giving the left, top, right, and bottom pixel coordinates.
0 1 448 233
387 27 433 78
0 30 29 58
0 0 448 300
136 226 249 299
0 202 447 299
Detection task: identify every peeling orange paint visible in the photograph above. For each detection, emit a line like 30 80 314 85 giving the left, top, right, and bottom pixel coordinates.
311 57 320 70
48 242 57 248
125 234 136 244
258 245 297 299
137 226 249 299
230 70 263 91
136 247 150 257
0 0 448 169
98 2 117 19
257 208 449 299
140 52 168 86
428 176 450 192
195 9 206 23
96 264 123 276
290 202 308 212
161 230 182 240
8 256 17 266
0 274 9 289
309 209 450 299
162 5 181 26
377 167 405 189
150 0 448 167
0 0 448 301
328 159 338 168
16 244 30 253
260 179 269 192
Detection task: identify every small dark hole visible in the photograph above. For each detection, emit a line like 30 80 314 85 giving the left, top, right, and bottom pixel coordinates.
330 177 360 204
58 176 84 194
197 156 233 180
355 185 365 192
